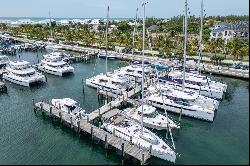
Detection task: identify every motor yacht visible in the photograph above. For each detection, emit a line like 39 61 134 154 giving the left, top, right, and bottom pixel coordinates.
37 53 74 76
3 60 45 86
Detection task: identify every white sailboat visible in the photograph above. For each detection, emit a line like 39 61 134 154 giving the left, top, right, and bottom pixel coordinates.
101 3 176 162
122 105 180 130
146 0 218 122
45 11 55 50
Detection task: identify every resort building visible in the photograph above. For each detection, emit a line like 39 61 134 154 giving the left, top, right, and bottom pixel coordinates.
210 21 249 41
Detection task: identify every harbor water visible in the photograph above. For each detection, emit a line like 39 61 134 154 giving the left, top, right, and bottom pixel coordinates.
0 51 249 165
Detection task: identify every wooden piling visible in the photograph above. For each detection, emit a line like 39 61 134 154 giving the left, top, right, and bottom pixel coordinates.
70 116 73 128
105 134 108 149
91 126 93 141
121 142 125 158
179 107 183 122
141 153 145 165
77 120 81 133
59 112 63 125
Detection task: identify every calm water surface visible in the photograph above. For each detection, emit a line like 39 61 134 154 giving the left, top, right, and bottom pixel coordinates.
0 51 249 165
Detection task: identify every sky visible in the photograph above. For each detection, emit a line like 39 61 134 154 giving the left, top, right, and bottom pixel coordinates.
0 0 249 19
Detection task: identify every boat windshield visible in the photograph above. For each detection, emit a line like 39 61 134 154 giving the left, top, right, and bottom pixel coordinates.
175 98 192 106
66 105 76 111
138 111 158 119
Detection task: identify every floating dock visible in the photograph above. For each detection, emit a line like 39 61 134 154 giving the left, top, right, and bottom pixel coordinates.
33 101 151 165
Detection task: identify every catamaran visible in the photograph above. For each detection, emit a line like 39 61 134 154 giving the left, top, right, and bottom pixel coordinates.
101 3 177 162
159 71 225 99
86 72 132 94
122 105 180 130
146 0 218 122
3 60 46 87
145 84 218 121
37 53 74 76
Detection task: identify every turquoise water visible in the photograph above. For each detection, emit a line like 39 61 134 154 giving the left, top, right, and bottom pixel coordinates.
0 51 249 165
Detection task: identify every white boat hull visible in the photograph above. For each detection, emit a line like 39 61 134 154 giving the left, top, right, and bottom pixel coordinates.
37 64 74 76
3 73 45 87
148 100 214 122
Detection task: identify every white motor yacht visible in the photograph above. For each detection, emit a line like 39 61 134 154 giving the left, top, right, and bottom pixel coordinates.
116 64 153 83
51 98 87 118
86 72 132 94
0 55 9 68
37 53 74 76
3 60 45 87
122 105 179 130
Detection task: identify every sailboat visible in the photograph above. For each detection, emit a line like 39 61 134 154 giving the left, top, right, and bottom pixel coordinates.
101 2 176 162
98 7 117 60
45 11 55 50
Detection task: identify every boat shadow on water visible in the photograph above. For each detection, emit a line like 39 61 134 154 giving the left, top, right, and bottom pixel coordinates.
62 72 75 78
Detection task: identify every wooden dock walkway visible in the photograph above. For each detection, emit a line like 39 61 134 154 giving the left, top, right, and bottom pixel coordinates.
34 102 151 164
88 85 142 121
201 66 249 80
90 78 155 121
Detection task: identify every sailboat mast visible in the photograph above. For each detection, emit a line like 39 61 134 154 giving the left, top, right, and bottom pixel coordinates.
49 11 53 39
105 6 110 74
132 8 139 62
198 0 204 74
182 0 188 91
141 1 147 135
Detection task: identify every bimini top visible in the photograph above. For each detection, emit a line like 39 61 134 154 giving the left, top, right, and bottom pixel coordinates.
9 60 29 66
61 98 77 106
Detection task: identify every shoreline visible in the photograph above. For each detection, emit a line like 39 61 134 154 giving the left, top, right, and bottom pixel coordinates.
7 36 250 80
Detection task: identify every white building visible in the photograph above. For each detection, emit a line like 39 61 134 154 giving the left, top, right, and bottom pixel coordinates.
210 21 249 42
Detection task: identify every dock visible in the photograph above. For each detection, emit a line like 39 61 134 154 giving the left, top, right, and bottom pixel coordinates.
33 101 151 165
89 84 143 121
201 66 249 80
11 36 249 80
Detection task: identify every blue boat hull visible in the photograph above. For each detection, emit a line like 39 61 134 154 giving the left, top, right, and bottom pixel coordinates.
98 55 116 60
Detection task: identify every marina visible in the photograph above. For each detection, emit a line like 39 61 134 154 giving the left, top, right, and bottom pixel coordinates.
7 36 249 80
33 102 151 165
0 51 248 164
0 0 249 165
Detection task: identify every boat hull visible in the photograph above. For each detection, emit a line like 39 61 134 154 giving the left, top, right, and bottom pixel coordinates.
3 74 45 87
98 55 116 60
148 100 214 122
37 65 74 76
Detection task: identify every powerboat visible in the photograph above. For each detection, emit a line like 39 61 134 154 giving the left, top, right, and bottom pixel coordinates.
3 60 45 87
37 53 74 76
51 98 87 118
86 72 132 94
